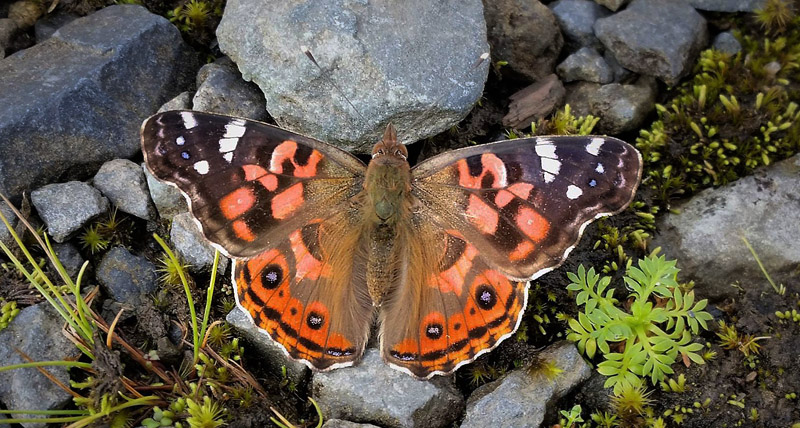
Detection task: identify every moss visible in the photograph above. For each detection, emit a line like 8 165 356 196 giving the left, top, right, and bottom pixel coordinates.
636 8 800 209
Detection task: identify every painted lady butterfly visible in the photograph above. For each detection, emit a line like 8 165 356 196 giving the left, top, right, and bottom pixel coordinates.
141 110 642 378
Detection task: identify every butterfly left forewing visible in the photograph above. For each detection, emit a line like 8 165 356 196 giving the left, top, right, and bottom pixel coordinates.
141 110 367 258
410 135 642 281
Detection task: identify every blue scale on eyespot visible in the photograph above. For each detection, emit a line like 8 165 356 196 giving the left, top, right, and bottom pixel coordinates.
589 179 597 187
181 151 190 159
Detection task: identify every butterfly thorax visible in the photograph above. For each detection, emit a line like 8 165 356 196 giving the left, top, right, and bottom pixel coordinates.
363 124 412 305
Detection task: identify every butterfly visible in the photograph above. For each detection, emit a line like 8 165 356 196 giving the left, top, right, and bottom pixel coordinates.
141 110 642 379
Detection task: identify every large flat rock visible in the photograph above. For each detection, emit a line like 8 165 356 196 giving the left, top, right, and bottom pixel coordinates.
653 155 800 301
0 5 197 198
216 0 489 151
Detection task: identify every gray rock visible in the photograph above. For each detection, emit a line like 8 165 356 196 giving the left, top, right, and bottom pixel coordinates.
712 31 742 55
486 0 563 82
217 0 489 150
158 91 194 113
592 0 629 11
565 76 657 134
313 349 464 428
461 341 592 428
687 0 766 11
226 306 308 386
0 5 197 198
142 164 187 220
93 159 156 220
34 10 78 42
557 47 614 84
0 203 19 247
0 303 81 428
604 50 633 82
31 181 109 242
97 247 158 305
550 0 610 49
322 420 380 428
594 0 708 85
192 59 268 121
52 243 85 279
653 155 800 301
170 212 229 273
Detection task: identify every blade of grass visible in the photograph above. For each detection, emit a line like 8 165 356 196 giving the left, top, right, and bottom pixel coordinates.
741 236 786 295
152 233 200 363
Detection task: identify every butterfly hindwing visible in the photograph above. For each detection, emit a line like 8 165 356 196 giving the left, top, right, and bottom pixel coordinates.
233 211 374 370
411 135 643 281
380 225 528 378
141 110 367 258
142 111 373 370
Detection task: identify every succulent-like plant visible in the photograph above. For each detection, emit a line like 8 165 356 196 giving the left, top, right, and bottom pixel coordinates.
566 252 713 392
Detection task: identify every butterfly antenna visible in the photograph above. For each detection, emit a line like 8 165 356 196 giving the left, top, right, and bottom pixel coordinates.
399 52 490 142
301 45 367 125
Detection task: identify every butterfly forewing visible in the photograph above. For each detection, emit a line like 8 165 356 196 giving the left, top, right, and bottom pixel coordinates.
141 111 367 258
410 135 642 281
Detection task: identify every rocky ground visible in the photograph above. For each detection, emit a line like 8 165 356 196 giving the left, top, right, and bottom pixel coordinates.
0 0 799 427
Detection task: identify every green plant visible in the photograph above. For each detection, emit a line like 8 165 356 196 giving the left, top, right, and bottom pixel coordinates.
636 22 800 209
566 252 713 392
559 404 584 428
80 224 110 254
611 383 653 418
716 320 769 356
660 373 687 393
271 398 324 428
0 299 19 331
153 234 219 364
590 411 618 428
741 236 786 295
186 396 225 428
755 0 796 34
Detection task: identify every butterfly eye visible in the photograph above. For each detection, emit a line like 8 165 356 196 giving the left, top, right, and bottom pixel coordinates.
394 149 406 159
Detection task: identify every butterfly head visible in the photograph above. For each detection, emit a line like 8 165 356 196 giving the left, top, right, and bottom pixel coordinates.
371 123 408 163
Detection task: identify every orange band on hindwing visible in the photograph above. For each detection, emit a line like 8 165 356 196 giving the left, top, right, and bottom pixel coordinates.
236 247 356 368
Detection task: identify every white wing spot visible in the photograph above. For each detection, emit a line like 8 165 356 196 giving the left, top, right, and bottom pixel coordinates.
223 152 234 163
567 185 583 199
535 142 557 159
181 112 198 130
541 158 561 175
219 138 238 153
176 136 185 146
193 160 210 175
224 122 246 138
543 171 555 183
596 163 604 173
587 138 604 156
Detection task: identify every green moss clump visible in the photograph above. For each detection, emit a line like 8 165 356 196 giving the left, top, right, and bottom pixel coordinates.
636 6 800 208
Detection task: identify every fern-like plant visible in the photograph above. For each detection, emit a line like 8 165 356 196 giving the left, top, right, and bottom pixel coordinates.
566 253 713 393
